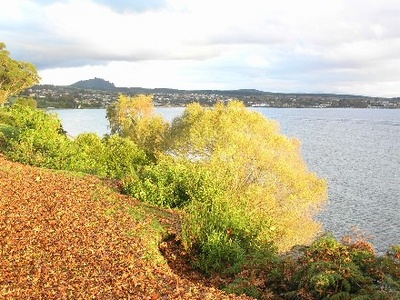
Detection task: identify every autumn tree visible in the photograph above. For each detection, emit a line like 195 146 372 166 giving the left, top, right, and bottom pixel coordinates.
0 42 41 105
125 100 328 273
106 94 169 160
170 101 327 272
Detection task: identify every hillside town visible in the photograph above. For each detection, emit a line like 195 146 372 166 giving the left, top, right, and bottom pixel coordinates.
21 81 400 109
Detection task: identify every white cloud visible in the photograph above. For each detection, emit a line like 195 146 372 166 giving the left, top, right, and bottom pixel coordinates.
2 0 400 96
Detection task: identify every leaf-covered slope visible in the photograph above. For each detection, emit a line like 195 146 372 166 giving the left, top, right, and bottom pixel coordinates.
0 155 251 299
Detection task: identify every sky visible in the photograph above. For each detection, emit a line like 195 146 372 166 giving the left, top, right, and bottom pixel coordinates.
1 0 400 97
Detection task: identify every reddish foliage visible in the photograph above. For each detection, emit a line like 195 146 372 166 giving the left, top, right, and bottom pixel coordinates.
0 155 252 299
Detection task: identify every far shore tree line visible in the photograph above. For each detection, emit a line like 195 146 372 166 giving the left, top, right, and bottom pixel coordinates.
1 41 399 299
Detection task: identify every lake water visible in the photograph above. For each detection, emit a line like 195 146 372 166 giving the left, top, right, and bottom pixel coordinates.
54 107 400 253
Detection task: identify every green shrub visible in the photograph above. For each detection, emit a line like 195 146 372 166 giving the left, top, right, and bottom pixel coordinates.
193 231 248 275
103 134 148 180
182 176 277 275
0 105 71 168
263 234 400 299
7 128 72 169
292 234 373 298
0 123 17 139
14 97 37 108
106 94 169 161
65 133 108 176
123 156 203 208
0 104 64 133
122 155 272 275
0 112 15 128
223 277 262 299
1 105 148 179
0 131 6 151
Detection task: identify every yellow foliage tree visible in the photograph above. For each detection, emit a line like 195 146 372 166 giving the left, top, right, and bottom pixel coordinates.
169 101 327 252
106 94 169 159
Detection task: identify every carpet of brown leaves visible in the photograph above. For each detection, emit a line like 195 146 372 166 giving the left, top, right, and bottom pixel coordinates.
0 155 253 299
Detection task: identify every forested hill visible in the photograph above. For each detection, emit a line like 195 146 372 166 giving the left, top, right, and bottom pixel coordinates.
70 77 116 91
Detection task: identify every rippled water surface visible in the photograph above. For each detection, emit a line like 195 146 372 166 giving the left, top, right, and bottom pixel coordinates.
255 108 400 253
55 108 400 253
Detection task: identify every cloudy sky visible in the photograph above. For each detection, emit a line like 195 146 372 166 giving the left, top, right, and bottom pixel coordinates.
1 0 400 97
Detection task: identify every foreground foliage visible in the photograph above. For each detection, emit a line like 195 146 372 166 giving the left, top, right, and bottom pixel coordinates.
227 233 400 299
1 154 399 299
1 100 399 299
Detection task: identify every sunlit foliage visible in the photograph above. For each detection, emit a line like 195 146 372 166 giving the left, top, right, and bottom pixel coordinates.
169 101 327 250
0 105 147 179
0 104 70 168
106 94 169 160
127 100 327 273
102 134 148 179
0 42 41 105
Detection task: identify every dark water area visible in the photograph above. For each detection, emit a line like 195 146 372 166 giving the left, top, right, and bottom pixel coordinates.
54 107 400 253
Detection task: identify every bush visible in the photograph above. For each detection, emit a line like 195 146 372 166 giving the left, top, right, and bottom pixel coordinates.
182 166 278 274
66 133 108 175
123 154 266 274
123 156 207 208
0 105 149 180
14 97 37 108
7 128 72 169
264 233 400 299
0 104 64 133
123 101 328 275
1 105 72 169
106 94 169 161
103 134 148 179
57 133 147 179
0 131 6 150
166 101 327 274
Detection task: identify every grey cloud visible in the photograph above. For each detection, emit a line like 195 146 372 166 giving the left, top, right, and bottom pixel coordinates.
19 48 105 70
6 37 213 70
23 44 183 70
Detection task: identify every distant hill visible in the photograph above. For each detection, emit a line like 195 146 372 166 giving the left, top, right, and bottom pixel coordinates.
70 77 116 91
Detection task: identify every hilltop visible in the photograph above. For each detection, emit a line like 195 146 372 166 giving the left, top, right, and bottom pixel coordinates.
70 77 117 91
